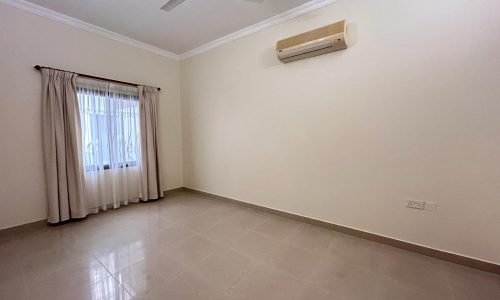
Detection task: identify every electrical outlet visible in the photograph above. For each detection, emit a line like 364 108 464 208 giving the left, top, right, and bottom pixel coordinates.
425 202 438 211
407 199 425 210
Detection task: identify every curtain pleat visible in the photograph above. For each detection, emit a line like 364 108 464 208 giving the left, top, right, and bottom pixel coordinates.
41 69 87 223
138 86 163 200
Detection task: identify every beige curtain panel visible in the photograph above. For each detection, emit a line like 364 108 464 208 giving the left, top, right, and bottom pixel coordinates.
139 86 163 200
41 69 87 223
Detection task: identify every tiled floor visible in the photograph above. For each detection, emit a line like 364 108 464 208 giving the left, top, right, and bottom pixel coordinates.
1 191 499 300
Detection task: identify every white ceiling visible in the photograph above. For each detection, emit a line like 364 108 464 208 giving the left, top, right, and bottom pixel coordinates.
23 0 315 55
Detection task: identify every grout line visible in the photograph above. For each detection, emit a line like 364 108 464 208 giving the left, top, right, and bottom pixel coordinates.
92 253 136 298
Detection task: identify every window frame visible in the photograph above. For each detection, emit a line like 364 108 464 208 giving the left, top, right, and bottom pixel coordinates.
76 82 141 173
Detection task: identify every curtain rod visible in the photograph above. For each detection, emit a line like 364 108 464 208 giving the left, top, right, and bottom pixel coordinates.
34 65 161 91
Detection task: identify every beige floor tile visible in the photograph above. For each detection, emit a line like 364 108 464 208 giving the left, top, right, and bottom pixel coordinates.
7 226 79 262
0 230 17 244
0 254 23 283
297 282 342 300
201 221 248 244
0 276 27 300
70 217 125 240
267 242 324 280
72 276 132 300
179 209 222 233
254 215 301 240
222 208 269 231
24 274 128 300
173 197 216 214
377 246 453 297
20 246 92 280
329 232 384 272
25 258 111 298
446 263 500 300
311 251 378 299
158 205 200 224
18 226 77 250
95 239 159 273
143 271 228 300
374 276 451 300
135 215 174 234
72 231 141 259
285 223 334 252
230 230 279 263
198 204 242 226
191 248 254 291
228 264 304 300
113 253 187 297
152 224 196 251
0 237 20 259
168 235 220 266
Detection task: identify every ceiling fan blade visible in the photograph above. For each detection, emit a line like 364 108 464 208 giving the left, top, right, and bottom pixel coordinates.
160 0 187 12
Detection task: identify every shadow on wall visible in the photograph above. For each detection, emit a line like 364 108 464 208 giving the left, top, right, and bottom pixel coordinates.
346 22 358 47
259 45 282 68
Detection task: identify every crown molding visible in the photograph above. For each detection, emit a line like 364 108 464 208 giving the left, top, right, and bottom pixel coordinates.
1 0 340 61
0 0 180 60
179 0 341 59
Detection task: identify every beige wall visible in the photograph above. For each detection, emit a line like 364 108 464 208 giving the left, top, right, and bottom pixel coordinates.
181 0 500 263
0 3 183 229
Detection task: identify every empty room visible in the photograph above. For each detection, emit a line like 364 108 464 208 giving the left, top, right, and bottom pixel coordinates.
1 0 499 299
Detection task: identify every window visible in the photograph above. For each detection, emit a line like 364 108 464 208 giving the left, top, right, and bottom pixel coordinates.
76 79 140 172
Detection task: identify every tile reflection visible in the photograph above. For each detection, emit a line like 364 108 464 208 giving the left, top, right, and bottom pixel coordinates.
88 276 131 300
89 241 146 299
96 240 146 273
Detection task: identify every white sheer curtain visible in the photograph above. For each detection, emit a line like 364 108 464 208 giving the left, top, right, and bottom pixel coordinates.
76 78 142 213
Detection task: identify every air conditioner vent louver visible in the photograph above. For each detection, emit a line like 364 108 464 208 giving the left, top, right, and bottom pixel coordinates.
276 20 347 63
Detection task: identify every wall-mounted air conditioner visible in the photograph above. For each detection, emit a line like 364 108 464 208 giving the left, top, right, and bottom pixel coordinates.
276 20 347 63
